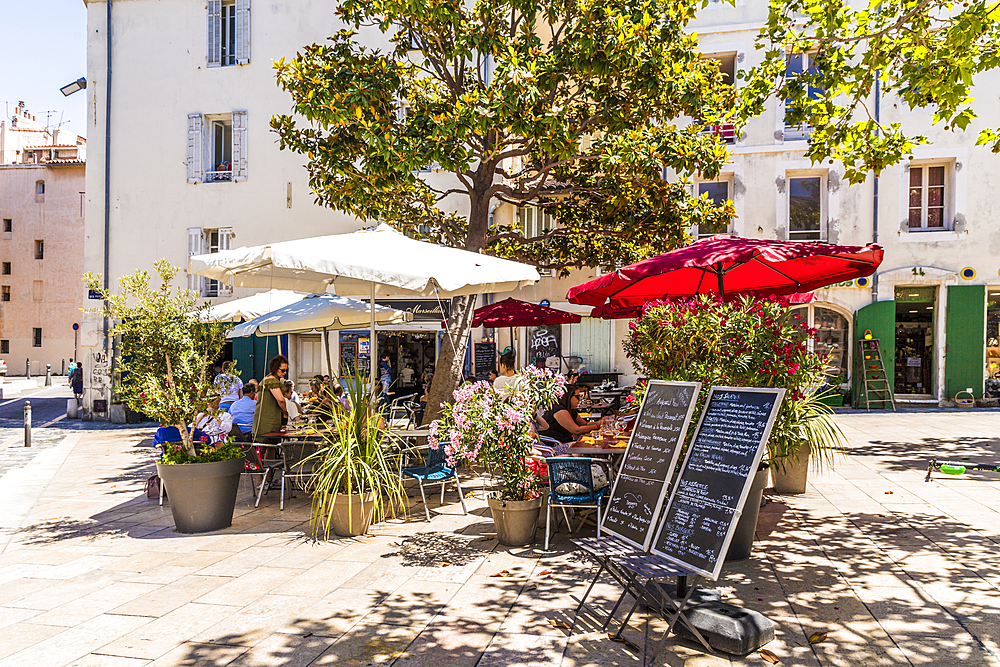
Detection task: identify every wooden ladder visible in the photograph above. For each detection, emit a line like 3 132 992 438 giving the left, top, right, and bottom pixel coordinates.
859 338 895 411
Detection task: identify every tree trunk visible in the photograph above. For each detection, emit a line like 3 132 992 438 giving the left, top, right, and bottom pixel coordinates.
422 293 478 425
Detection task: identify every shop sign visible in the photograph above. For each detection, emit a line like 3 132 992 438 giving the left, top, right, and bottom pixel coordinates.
378 299 451 322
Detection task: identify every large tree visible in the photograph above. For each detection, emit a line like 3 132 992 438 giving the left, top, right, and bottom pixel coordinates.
271 0 736 422
744 0 1000 183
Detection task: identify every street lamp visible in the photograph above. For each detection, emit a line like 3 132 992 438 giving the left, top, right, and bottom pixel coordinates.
59 78 87 97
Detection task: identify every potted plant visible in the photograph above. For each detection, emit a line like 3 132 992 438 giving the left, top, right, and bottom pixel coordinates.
430 366 566 546
86 261 244 533
624 295 846 554
308 380 407 537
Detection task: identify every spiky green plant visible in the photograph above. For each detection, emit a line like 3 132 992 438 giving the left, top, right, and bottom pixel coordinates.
306 379 406 538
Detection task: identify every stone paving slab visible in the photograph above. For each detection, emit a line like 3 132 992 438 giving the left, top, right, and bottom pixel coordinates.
1 413 1000 665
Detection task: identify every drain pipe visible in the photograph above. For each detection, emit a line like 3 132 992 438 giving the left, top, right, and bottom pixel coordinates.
103 0 113 347
871 74 880 304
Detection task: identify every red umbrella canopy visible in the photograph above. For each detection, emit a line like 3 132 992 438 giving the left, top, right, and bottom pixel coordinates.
568 235 882 309
473 298 582 327
588 291 818 320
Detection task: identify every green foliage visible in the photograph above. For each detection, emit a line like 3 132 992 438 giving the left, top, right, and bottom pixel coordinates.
306 380 408 538
429 367 566 501
160 439 244 465
85 260 231 459
624 295 845 468
744 0 1000 183
270 0 738 268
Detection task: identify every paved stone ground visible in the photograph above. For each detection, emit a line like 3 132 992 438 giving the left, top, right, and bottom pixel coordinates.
0 412 998 666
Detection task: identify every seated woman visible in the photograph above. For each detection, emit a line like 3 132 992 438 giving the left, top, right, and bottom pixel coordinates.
538 384 601 444
192 395 235 444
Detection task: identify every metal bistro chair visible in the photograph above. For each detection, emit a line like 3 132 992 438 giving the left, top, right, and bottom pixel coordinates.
241 445 284 508
402 401 422 430
387 393 418 428
279 440 322 511
545 457 610 551
401 444 468 521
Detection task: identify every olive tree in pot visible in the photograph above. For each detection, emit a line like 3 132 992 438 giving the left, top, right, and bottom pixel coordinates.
86 261 243 534
624 295 846 557
308 380 407 538
430 367 566 546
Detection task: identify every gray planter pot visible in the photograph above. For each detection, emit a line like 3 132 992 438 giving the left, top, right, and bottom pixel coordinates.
331 492 375 537
725 465 769 562
488 495 542 546
156 457 244 534
772 443 811 495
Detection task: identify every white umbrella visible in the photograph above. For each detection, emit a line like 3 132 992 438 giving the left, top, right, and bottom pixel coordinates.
189 223 540 385
198 289 306 322
227 294 412 378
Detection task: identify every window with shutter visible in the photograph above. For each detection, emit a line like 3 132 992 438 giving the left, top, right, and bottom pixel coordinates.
187 113 205 183
235 0 250 65
187 227 204 293
207 1 222 67
232 110 248 181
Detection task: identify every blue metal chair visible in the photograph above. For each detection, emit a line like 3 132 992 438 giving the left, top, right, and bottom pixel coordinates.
545 457 610 550
401 445 468 521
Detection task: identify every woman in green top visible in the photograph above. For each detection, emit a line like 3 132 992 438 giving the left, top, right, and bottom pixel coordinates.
252 355 289 442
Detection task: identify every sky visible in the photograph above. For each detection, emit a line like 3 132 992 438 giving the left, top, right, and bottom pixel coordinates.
1 0 88 138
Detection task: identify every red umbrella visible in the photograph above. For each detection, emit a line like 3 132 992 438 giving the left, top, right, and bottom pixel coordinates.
473 298 582 327
568 235 882 310
589 291 817 319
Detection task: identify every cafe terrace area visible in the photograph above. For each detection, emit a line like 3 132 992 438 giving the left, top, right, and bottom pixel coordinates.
0 410 997 667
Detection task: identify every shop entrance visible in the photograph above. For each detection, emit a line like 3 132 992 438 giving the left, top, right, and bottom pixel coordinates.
894 286 936 395
377 332 437 400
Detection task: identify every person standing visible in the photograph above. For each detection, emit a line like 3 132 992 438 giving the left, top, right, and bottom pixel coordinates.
69 361 84 404
252 355 289 442
379 352 392 396
214 362 243 410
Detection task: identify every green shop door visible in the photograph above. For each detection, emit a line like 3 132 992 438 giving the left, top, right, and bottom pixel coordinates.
854 300 895 408
945 284 985 399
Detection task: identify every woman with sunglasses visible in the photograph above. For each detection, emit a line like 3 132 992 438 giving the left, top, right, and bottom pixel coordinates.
252 355 289 443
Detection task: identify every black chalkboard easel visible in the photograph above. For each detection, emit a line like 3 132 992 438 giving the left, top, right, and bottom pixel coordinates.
600 381 701 551
651 386 785 580
474 342 497 381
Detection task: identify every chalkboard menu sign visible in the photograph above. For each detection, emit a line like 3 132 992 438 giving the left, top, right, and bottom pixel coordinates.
600 381 700 550
652 387 785 579
474 342 497 381
529 325 561 368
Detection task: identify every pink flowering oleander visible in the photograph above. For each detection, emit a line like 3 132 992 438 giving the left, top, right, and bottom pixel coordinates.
429 366 564 502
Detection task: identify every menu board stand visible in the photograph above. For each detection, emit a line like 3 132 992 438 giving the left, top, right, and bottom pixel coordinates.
599 380 701 551
473 342 497 381
651 387 785 580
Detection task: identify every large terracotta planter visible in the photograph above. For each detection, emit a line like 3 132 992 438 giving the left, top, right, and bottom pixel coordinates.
724 465 769 562
156 457 243 534
331 492 375 536
488 495 542 546
772 443 811 495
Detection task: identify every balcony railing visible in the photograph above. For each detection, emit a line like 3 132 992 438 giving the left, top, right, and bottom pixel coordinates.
701 123 736 144
205 169 232 182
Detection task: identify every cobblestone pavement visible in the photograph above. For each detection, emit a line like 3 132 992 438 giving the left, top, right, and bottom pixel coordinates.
0 412 997 666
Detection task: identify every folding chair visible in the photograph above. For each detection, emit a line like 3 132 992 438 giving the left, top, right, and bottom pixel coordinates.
545 457 610 550
401 445 468 521
241 445 284 508
279 440 321 510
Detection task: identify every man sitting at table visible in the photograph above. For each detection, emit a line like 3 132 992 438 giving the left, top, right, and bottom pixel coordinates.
539 384 602 443
228 383 257 438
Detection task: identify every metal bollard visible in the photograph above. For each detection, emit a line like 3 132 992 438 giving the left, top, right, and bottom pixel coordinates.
61 358 65 375
25 358 30 379
45 364 51 386
23 400 31 448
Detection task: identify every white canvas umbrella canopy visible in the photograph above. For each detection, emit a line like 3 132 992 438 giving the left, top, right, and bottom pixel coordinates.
198 289 306 322
189 223 540 384
227 294 412 378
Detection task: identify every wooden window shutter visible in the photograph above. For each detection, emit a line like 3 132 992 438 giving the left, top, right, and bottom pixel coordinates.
187 113 205 183
235 0 251 65
232 110 248 181
187 228 204 293
207 1 222 67
218 227 235 294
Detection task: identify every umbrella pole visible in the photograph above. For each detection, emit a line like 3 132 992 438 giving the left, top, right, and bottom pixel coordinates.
716 262 725 301
369 283 377 392
323 327 334 379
